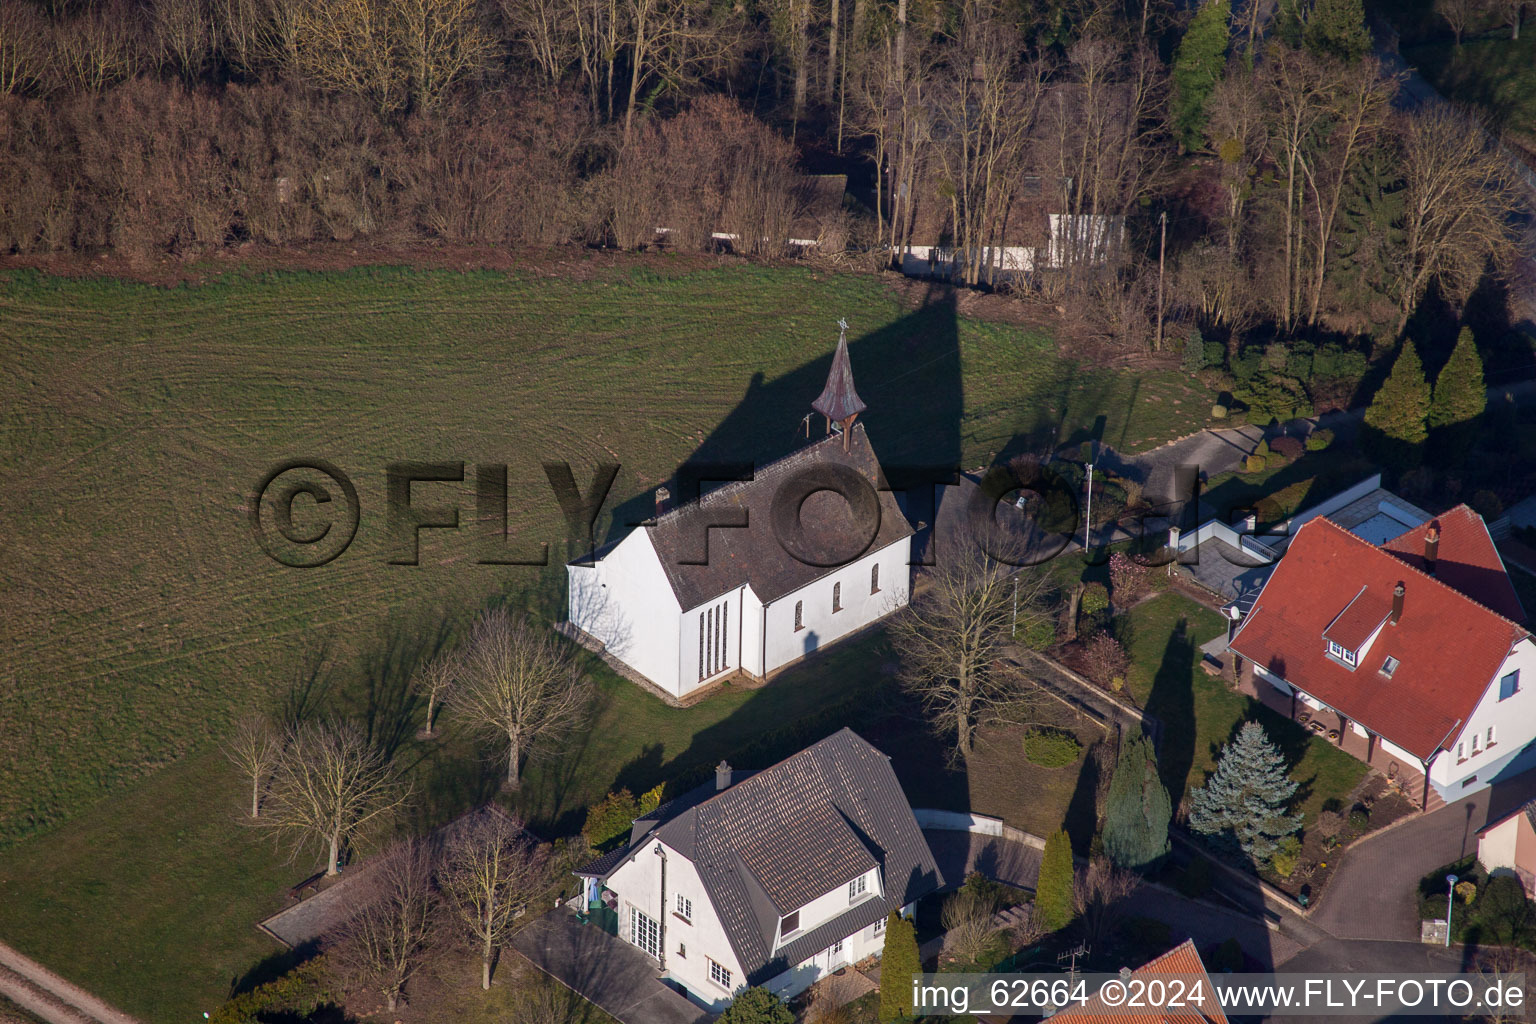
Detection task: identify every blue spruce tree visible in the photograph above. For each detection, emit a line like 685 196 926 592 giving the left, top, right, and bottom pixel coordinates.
1188 721 1302 864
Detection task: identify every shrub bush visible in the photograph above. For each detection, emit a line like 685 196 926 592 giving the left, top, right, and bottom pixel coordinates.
1348 807 1369 831
719 987 793 1024
1305 428 1334 451
1024 727 1084 767
1204 341 1227 369
1083 633 1130 692
1108 551 1151 602
208 956 332 1024
1243 454 1266 473
1211 404 1228 419
584 789 640 851
1269 436 1304 460
1080 582 1110 618
1471 490 1504 521
1269 835 1302 877
1314 810 1343 839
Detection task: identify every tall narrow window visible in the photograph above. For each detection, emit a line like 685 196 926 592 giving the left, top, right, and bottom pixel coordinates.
1488 726 1497 747
871 564 880 594
720 603 728 671
699 613 705 681
706 608 713 676
794 601 803 631
833 582 842 613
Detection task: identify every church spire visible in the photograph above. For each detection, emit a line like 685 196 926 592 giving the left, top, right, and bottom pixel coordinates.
811 319 867 449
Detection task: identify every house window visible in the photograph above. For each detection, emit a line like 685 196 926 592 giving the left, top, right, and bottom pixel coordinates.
780 911 799 937
848 874 867 903
678 943 686 958
833 582 842 613
1464 775 1479 787
706 608 713 676
699 613 705 681
873 916 885 935
1488 726 1497 747
676 894 692 921
1501 671 1521 701
1326 640 1356 667
708 958 732 989
719 602 727 672
1472 733 1481 754
794 601 803 631
871 564 880 594
1458 742 1466 762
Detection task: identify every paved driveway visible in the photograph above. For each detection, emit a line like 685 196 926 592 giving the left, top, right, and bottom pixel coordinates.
1308 794 1488 942
512 909 709 1024
923 829 1042 893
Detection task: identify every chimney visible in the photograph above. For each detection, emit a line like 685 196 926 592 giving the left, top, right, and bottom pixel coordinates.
715 760 732 791
654 486 671 518
1424 521 1441 576
1391 581 1405 624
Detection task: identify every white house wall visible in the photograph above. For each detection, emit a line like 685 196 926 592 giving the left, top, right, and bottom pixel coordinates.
567 531 683 696
1480 816 1520 875
604 841 749 1011
764 903 903 1004
774 866 883 953
1432 639 1536 798
762 539 911 675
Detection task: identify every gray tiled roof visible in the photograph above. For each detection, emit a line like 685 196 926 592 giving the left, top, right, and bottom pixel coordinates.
641 424 913 611
586 728 943 986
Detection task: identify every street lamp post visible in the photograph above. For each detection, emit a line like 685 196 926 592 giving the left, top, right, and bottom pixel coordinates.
1084 462 1095 555
1445 873 1459 947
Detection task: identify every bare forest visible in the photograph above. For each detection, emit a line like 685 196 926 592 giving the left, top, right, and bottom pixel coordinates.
0 0 1525 352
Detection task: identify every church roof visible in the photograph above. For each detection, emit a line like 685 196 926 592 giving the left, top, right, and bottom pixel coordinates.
643 423 912 610
811 330 867 423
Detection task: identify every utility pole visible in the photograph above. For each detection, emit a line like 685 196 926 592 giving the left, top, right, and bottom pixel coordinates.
1084 461 1095 556
1445 873 1458 947
1155 210 1167 352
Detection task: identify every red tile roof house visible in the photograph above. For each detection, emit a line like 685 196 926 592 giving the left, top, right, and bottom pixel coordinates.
572 729 944 1013
1228 505 1533 811
1039 940 1229 1024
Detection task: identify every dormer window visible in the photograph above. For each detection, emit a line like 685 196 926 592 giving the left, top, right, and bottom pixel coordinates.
779 911 799 938
1379 656 1399 678
1326 640 1357 667
849 874 868 903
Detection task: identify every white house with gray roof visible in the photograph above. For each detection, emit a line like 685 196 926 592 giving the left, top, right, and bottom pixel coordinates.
566 331 914 700
573 729 943 1011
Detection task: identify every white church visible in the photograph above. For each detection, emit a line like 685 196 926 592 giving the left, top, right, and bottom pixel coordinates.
566 328 914 700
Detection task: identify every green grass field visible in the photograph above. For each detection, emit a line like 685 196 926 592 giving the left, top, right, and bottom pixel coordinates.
0 259 1214 1021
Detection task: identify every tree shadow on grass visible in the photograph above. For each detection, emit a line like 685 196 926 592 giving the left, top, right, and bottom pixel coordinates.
1142 618 1195 812
1062 733 1106 856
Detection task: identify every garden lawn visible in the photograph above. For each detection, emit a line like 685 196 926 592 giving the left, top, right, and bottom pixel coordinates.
1122 594 1367 826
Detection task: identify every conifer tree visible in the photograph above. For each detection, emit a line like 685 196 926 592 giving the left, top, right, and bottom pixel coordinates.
878 911 921 1023
1035 828 1075 932
1364 340 1431 465
1171 0 1231 150
1430 327 1486 431
719 987 794 1024
1188 721 1302 864
1304 0 1372 62
1102 734 1172 872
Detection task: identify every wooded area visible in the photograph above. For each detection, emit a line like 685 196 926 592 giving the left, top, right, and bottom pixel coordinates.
0 0 1526 352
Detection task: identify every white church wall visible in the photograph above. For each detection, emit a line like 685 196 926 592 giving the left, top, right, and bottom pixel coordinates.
568 531 683 695
762 538 911 674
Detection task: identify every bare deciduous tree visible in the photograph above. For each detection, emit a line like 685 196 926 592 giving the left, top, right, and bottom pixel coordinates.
151 0 215 81
329 838 437 1012
1493 0 1524 38
1073 855 1139 948
51 1 140 92
889 522 1054 761
439 808 545 989
224 714 284 819
262 719 412 875
500 0 578 90
1395 104 1521 335
0 0 50 94
412 651 457 738
446 609 592 791
941 883 999 964
1204 65 1268 259
1436 0 1482 45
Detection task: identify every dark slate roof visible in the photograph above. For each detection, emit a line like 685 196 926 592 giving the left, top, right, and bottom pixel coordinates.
812 331 867 423
642 424 912 610
580 728 944 986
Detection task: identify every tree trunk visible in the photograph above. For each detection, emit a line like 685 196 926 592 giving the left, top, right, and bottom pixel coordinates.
386 991 398 1012
250 774 261 818
482 903 496 988
506 734 522 790
424 694 436 737
327 831 340 876
895 0 905 80
825 0 838 105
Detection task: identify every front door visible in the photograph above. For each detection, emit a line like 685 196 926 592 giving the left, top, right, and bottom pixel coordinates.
827 938 848 971
631 907 660 960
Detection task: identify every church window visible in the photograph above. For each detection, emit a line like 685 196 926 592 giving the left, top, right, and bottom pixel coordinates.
833 582 842 613
794 601 803 631
871 564 880 594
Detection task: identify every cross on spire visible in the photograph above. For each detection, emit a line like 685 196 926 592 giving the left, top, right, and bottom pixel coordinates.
812 318 866 450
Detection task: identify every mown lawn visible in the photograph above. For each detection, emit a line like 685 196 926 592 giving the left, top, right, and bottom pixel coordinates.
1121 593 1367 827
0 259 1216 1021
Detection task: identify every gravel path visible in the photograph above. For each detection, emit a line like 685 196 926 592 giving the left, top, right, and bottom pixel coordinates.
0 942 140 1024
